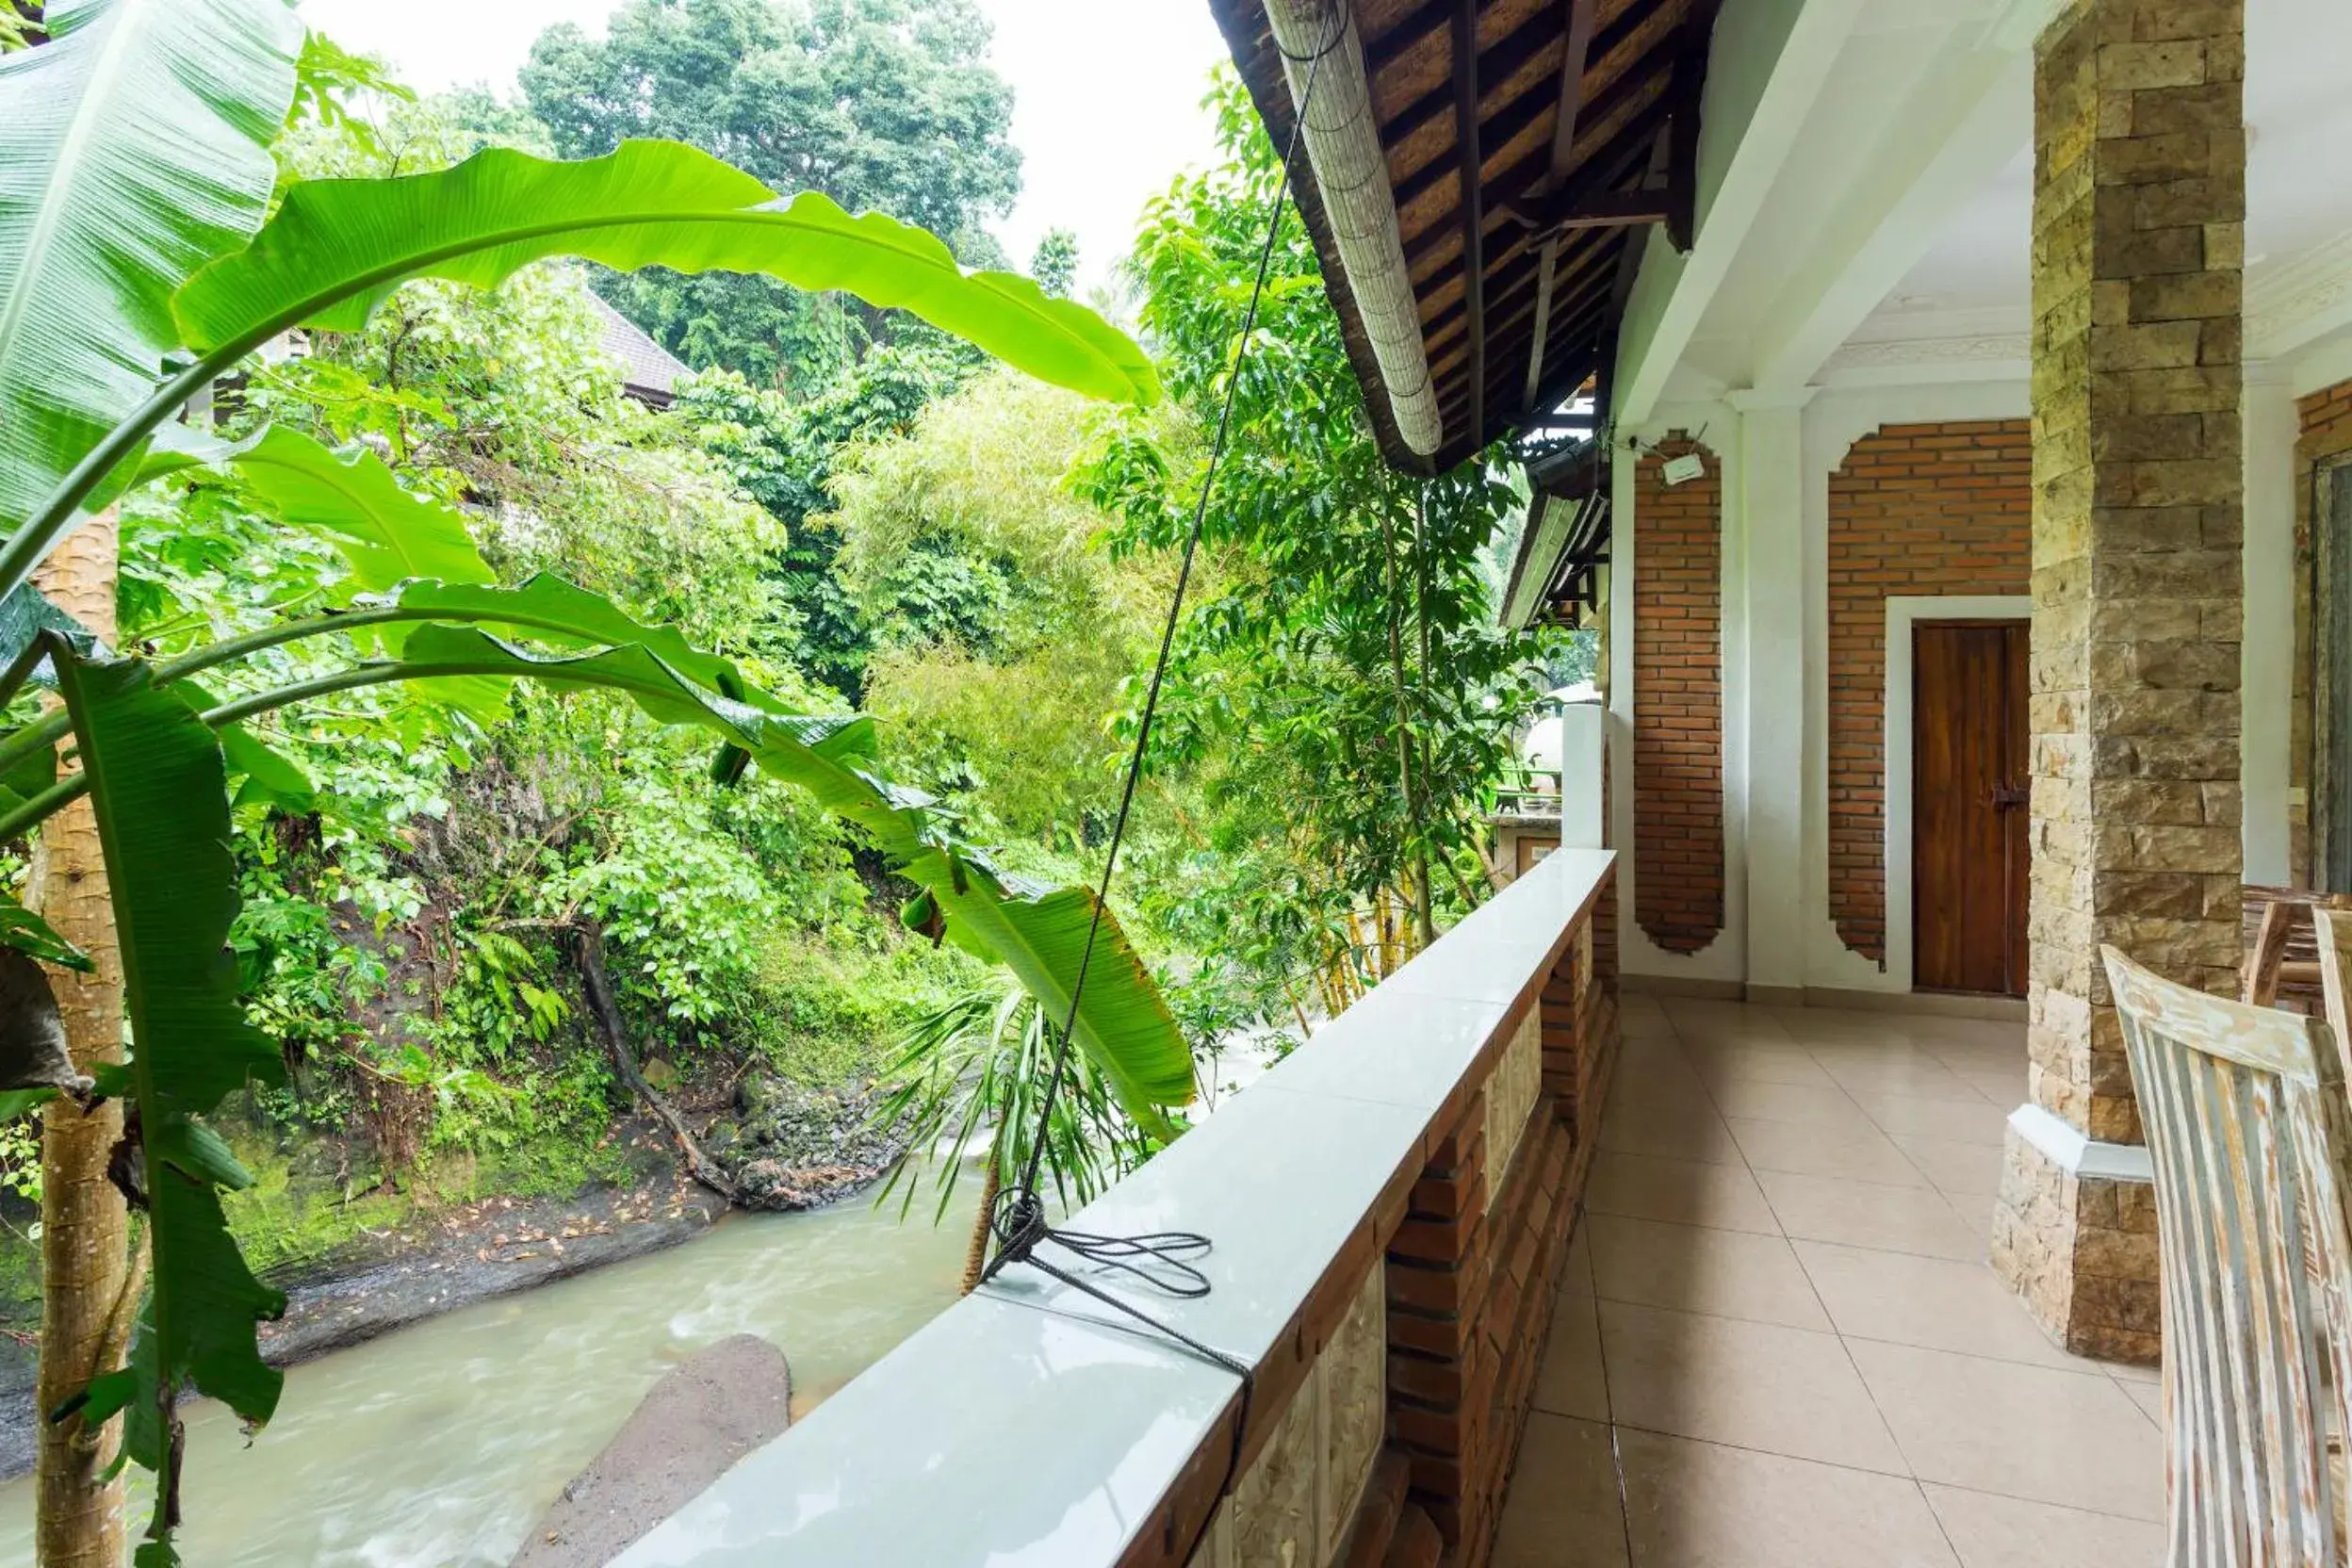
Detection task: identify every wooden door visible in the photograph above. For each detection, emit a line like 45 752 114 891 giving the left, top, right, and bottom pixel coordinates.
1913 621 2030 995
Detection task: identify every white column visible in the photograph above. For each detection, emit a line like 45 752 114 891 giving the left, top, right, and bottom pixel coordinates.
2244 368 2296 887
1731 389 1814 998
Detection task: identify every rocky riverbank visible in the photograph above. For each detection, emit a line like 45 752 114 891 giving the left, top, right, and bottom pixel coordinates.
0 1070 910 1480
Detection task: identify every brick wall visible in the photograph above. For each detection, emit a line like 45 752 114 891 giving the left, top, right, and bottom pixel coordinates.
2293 379 2352 886
1825 421 2033 961
1631 437 1723 954
1383 933 1615 1568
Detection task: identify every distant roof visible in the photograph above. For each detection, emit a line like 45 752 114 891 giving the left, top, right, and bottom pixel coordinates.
588 293 690 407
1499 434 1609 629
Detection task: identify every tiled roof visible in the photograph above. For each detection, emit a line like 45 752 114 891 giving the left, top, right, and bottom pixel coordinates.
588 292 690 406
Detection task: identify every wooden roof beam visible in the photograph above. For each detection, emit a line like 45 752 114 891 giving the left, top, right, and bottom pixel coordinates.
1450 0 1487 454
1522 0 1598 409
1661 4 1711 251
1380 0 1653 192
1401 78 1670 281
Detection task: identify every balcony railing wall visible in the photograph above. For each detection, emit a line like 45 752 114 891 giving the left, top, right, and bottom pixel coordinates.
614 848 1620 1568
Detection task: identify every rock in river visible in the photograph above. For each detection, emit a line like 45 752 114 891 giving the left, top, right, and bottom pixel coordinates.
510 1333 792 1567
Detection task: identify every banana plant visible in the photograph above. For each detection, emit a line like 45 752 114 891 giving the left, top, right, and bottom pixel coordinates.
0 3 1183 1560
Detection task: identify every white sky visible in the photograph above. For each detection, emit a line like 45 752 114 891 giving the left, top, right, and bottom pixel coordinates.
298 0 1232 295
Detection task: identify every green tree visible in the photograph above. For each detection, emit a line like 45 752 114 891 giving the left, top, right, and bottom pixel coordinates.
826 367 1198 843
1078 70 1551 1016
1030 226 1079 298
674 345 978 698
521 0 1022 389
0 5 1178 1556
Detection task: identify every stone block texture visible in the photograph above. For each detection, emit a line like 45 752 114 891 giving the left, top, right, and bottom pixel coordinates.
1632 436 1724 955
1826 421 2034 962
1997 0 2245 1362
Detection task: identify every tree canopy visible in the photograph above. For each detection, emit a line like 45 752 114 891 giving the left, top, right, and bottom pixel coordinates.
522 0 1022 390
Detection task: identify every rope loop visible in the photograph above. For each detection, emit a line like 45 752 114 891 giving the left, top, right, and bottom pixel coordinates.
988 1184 1049 1262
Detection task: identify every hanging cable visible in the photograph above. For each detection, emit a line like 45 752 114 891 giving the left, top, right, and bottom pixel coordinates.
974 1 1346 1401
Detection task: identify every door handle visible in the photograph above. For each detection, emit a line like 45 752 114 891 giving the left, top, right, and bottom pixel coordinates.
1990 783 2029 811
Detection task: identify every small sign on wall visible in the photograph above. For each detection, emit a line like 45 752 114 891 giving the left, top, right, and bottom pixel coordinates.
1661 452 1707 486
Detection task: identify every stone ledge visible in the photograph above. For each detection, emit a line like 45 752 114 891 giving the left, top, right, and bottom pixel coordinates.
612 850 1619 1568
2008 1102 2154 1182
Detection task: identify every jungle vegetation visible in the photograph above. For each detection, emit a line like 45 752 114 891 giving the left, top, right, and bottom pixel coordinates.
0 1 1561 1561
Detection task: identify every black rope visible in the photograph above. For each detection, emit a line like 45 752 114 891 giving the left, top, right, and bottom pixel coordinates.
973 3 1344 1507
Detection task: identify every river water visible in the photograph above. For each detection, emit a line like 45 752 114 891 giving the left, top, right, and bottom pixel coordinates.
0 1187 976 1568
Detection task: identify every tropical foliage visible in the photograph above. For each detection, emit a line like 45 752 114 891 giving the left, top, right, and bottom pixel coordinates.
1077 72 1559 1021
0 6 1560 1562
0 4 1183 1560
521 0 1023 389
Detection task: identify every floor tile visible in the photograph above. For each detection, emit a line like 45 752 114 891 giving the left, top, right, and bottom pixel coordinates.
1665 999 1796 1037
1768 1005 1917 1043
1504 1000 2162 1563
1563 1222 1595 1296
1790 1241 2080 1369
1615 1429 1960 1568
1891 1134 2005 1198
1586 1152 1782 1235
1684 1044 1839 1090
1952 1070 2026 1106
1492 1413 1629 1568
1702 1078 1878 1132
1586 1215 1832 1331
1921 1040 2029 1074
1753 1168 1986 1261
1607 1052 1710 1109
1621 996 1675 1038
1922 1485 2166 1568
1952 1195 1996 1244
1532 1276 1610 1422
2113 1375 2162 1429
1599 1300 1907 1474
1846 1340 2164 1519
1597 1094 1746 1166
1848 1091 2010 1148
1725 1116 1929 1186
1821 1057 1991 1105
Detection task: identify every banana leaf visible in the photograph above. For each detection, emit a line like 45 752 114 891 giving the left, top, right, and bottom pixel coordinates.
0 0 299 533
47 650 285 1568
175 140 1160 409
357 627 1191 1127
139 423 494 593
904 862 1188 1139
366 575 790 710
0 580 106 703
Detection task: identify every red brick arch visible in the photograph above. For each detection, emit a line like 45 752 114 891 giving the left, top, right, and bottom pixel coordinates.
1632 436 1724 955
1825 420 2032 963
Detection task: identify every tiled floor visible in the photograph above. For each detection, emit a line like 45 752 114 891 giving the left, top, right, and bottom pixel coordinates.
1494 996 2167 1568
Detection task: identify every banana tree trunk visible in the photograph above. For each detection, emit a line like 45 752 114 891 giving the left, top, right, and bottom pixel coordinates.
31 514 128 1568
959 1123 1004 1297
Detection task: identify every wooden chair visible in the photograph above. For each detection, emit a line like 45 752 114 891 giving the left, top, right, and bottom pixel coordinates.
2243 886 2352 1011
2102 943 2352 1565
2313 909 2352 1090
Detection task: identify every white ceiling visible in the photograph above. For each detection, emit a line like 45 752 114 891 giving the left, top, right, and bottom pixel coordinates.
1857 0 2352 348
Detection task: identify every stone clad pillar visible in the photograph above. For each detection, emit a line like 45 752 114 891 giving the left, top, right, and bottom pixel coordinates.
1992 0 2246 1362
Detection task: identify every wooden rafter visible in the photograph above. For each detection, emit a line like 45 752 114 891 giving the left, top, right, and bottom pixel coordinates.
1523 0 1598 409
1663 0 1719 251
1208 0 1720 472
1452 0 1488 452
